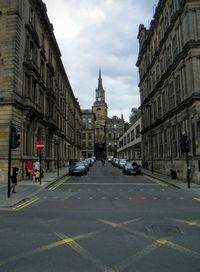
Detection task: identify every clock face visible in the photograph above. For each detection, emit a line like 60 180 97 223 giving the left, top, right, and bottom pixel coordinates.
97 97 101 101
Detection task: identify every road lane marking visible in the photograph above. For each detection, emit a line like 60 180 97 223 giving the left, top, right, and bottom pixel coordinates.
113 240 162 271
55 232 113 272
63 182 161 186
194 197 200 202
157 239 200 259
98 218 141 228
172 218 200 227
0 230 97 268
48 176 71 190
0 197 39 211
14 197 39 210
144 176 168 186
143 175 168 186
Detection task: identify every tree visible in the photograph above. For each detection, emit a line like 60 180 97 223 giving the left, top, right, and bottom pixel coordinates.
129 108 141 124
124 122 131 131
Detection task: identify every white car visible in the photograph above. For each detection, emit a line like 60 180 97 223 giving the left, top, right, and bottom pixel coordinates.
118 159 127 169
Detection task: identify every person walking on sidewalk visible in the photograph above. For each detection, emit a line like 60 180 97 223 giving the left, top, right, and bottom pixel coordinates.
10 165 19 193
34 160 40 171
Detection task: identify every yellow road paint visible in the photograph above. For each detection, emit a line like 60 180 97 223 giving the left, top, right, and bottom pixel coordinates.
0 230 95 268
55 232 114 272
143 175 167 186
0 197 39 212
98 218 141 228
157 239 200 259
48 176 70 190
13 197 39 210
114 240 162 272
172 218 200 227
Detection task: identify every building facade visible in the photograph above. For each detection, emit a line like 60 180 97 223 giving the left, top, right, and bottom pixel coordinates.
0 0 81 182
118 118 142 165
80 70 124 159
137 0 200 183
106 115 125 158
81 110 95 158
92 69 108 159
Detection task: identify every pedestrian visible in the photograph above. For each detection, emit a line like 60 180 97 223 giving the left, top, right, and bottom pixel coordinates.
101 158 105 166
10 165 19 193
35 170 40 182
34 160 40 171
31 169 36 182
25 160 32 179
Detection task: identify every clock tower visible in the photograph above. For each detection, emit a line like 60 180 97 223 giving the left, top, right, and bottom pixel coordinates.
92 69 107 159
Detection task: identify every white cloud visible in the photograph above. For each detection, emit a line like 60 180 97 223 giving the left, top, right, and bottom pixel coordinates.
44 0 159 121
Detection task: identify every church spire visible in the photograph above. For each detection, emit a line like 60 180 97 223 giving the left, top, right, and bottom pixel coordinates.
98 68 103 90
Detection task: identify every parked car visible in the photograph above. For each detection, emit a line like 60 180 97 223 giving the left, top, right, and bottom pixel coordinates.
68 161 88 176
118 159 127 169
107 156 113 162
123 162 141 175
112 158 120 167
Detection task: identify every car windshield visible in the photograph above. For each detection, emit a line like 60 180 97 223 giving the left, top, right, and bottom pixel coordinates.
126 162 133 167
120 159 126 163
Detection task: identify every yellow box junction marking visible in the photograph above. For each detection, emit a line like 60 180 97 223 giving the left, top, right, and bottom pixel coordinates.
172 218 200 227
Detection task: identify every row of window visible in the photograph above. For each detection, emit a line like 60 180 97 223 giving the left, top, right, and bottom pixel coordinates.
144 119 198 159
120 125 141 147
140 0 182 78
24 6 81 146
142 66 187 128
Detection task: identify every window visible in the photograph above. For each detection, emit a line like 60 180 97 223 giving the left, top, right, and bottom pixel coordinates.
159 131 163 158
158 96 161 117
131 130 134 141
171 125 177 157
136 125 140 138
175 75 181 105
169 81 175 110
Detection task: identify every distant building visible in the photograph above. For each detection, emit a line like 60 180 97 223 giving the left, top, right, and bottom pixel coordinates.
81 70 124 159
0 0 81 182
106 115 124 158
137 0 200 183
118 118 142 165
81 110 95 158
92 69 108 159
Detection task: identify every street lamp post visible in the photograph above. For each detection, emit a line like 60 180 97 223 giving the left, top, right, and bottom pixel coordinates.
54 138 60 177
181 131 190 188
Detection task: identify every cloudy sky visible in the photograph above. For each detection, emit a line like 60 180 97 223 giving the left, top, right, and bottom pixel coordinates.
43 0 159 122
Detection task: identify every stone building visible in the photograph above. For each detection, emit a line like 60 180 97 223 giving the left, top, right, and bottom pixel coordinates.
106 115 124 158
81 110 95 158
137 0 200 183
118 118 142 165
80 69 124 159
0 0 81 182
92 69 108 159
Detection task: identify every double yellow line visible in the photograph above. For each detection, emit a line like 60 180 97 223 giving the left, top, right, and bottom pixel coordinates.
48 176 70 191
0 197 39 211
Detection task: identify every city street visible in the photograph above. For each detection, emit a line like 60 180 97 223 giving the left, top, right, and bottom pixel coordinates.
0 161 200 272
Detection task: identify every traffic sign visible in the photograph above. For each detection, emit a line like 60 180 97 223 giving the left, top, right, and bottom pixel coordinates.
36 141 45 151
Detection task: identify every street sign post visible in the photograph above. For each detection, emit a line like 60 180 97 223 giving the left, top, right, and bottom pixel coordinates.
36 141 45 184
36 141 45 151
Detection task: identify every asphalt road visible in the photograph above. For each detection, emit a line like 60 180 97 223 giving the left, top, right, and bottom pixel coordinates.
0 161 200 272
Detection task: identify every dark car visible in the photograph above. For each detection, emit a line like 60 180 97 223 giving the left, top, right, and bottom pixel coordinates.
68 161 88 176
123 162 141 175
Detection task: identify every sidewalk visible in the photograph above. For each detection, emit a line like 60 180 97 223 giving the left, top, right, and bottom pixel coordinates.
0 166 69 208
142 168 200 196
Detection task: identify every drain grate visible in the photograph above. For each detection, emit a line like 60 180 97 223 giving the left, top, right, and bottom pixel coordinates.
150 225 181 236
